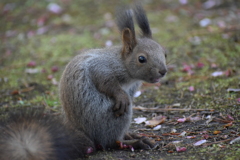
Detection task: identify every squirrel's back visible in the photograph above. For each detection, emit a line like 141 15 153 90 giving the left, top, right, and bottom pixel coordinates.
0 108 94 160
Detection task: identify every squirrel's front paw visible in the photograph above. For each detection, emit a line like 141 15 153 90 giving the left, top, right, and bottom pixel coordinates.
112 92 130 117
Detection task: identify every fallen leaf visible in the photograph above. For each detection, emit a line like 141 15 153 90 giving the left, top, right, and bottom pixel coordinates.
171 128 177 133
42 68 47 73
177 117 186 123
211 63 217 68
199 18 211 27
179 0 188 5
182 63 194 75
27 61 36 67
180 131 187 137
203 0 217 9
205 115 214 124
51 78 58 85
153 125 162 130
116 141 134 151
224 69 234 77
165 15 179 22
196 62 204 68
47 3 62 14
189 36 201 45
193 139 207 146
36 26 49 35
11 90 20 95
237 98 240 103
189 86 195 92
105 40 113 47
47 75 54 80
62 14 72 23
145 115 166 128
134 117 147 124
176 146 187 152
218 144 226 148
51 66 59 72
221 135 228 139
202 134 210 139
190 116 201 122
37 16 47 27
213 131 221 135
172 141 182 144
211 71 223 77
27 31 35 38
224 122 232 128
226 115 234 121
25 68 39 74
172 103 181 107
186 136 196 139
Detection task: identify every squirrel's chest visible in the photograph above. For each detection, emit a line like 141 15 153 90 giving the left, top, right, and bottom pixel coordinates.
121 80 138 93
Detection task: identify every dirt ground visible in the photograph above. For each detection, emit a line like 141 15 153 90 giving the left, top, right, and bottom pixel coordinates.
0 0 240 159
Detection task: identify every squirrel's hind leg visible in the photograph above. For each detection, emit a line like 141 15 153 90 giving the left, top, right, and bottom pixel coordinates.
122 133 157 150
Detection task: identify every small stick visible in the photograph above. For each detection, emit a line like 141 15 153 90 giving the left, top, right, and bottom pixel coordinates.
133 107 214 112
202 138 235 147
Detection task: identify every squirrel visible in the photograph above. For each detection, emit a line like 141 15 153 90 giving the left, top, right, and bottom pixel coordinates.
59 4 167 151
0 108 95 160
0 4 167 159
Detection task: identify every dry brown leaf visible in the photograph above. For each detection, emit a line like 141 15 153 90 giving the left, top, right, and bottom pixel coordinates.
145 115 166 128
213 131 222 135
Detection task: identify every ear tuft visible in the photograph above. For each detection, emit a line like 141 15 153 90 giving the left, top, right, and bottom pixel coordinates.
116 7 137 58
134 4 152 38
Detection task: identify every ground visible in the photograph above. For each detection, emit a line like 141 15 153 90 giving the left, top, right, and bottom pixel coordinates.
0 0 240 160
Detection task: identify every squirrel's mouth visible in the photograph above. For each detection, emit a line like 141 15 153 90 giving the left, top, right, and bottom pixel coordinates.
149 77 161 83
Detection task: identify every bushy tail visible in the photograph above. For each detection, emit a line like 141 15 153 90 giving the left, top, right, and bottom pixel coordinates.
0 108 95 160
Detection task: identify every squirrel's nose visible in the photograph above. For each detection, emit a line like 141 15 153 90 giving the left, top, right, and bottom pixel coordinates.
159 68 167 77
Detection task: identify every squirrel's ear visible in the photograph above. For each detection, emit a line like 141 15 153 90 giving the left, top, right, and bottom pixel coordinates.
121 28 136 57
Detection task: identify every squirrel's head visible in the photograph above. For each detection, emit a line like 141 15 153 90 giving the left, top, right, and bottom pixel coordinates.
116 4 167 83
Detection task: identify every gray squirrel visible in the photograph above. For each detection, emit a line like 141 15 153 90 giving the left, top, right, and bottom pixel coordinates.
60 4 167 151
0 4 167 160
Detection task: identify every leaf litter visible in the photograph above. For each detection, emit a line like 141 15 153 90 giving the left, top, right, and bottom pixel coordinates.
131 102 238 154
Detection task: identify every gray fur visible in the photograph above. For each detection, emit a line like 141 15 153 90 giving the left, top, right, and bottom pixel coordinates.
0 109 92 160
60 46 141 148
59 4 167 149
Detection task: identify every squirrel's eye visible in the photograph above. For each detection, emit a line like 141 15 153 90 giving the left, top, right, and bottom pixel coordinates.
138 56 147 63
164 53 167 58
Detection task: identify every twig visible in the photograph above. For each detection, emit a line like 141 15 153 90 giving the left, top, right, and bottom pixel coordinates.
213 117 233 123
133 106 214 112
202 138 235 147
